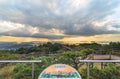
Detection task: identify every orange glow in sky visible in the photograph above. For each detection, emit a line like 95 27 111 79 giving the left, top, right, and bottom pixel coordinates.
0 34 119 44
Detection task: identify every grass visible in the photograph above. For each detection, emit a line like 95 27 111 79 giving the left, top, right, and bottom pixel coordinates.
0 64 15 79
78 62 104 72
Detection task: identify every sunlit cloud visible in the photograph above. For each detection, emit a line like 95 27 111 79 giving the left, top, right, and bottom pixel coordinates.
0 21 65 39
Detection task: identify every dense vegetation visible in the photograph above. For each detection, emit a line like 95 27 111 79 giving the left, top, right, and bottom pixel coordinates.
81 63 120 79
0 42 120 79
0 50 20 60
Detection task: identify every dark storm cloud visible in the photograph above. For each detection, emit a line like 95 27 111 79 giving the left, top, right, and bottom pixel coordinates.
0 0 120 39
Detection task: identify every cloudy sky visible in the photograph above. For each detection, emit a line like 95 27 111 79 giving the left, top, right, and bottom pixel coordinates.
0 0 120 43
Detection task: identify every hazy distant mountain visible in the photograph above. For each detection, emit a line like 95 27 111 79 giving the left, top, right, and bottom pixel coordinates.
0 42 39 50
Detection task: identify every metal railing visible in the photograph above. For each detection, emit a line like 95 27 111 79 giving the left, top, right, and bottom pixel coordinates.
0 60 42 79
79 60 120 79
0 60 120 79
0 60 42 63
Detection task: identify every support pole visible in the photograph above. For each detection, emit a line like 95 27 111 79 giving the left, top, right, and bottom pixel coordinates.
101 62 103 69
87 62 90 79
32 62 34 79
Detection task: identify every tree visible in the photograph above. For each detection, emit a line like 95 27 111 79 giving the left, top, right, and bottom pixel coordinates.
80 48 94 56
81 63 120 79
78 43 101 50
13 63 32 79
59 51 82 70
13 55 58 79
15 47 29 54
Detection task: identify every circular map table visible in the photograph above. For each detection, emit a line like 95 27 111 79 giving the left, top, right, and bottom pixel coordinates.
38 64 82 79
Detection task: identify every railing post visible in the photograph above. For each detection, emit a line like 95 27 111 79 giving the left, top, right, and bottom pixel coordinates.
32 62 34 79
87 62 90 79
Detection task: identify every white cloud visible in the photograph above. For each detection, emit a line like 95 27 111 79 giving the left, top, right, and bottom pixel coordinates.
51 0 91 16
107 25 120 32
70 0 90 9
0 20 41 35
0 20 24 33
0 0 9 4
92 5 120 32
92 16 112 27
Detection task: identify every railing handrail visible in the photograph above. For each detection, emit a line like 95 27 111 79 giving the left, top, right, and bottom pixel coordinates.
0 60 42 63
79 60 120 63
0 60 119 79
